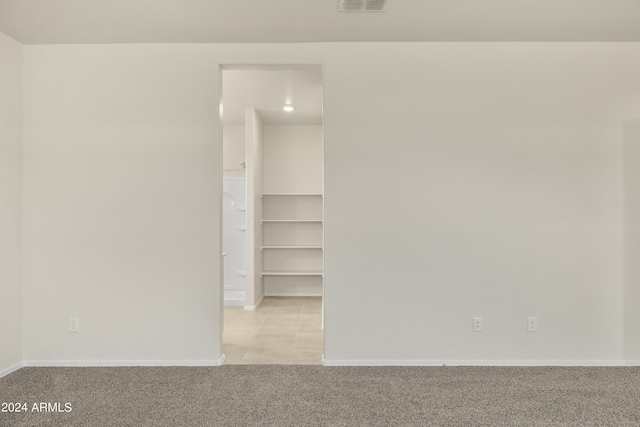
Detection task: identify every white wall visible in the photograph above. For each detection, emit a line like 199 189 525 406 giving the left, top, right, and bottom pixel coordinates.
624 123 640 361
223 125 245 178
0 31 23 373
323 43 637 363
245 109 264 307
21 43 640 364
263 125 323 193
23 45 221 363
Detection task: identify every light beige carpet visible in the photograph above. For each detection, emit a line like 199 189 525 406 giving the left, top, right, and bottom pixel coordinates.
1 366 639 426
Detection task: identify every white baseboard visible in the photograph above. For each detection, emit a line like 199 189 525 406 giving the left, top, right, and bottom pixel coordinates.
0 362 24 379
224 288 246 307
9 357 639 370
244 295 264 311
264 278 322 297
264 292 323 297
321 358 633 367
23 355 227 368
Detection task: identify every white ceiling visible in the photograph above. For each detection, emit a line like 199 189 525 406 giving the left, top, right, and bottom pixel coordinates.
222 68 323 126
1 0 640 44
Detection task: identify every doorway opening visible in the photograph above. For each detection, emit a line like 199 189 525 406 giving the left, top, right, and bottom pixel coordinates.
220 65 324 365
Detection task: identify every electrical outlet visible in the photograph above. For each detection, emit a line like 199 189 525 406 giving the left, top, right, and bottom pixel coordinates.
69 317 79 333
528 317 537 332
473 317 483 332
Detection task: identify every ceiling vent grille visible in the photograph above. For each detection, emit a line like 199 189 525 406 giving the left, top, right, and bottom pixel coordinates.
339 0 391 12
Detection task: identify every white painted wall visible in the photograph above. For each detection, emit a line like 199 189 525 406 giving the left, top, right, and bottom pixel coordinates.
245 108 264 308
624 123 640 361
323 43 636 363
263 125 323 193
223 125 245 178
22 45 221 363
21 42 640 364
0 31 23 373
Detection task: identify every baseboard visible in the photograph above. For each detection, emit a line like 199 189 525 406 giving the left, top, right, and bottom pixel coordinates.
321 358 633 367
11 357 638 369
264 292 322 297
224 288 245 307
264 277 322 297
244 295 264 311
23 355 227 368
0 362 24 379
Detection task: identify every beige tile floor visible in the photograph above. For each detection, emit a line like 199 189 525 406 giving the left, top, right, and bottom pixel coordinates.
223 296 323 365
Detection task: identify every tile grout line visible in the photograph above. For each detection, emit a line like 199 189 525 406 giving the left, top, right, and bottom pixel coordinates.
225 297 322 365
240 299 272 361
223 302 270 363
292 301 305 364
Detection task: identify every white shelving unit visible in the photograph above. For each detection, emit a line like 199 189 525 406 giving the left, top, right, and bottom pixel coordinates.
261 193 323 282
244 124 324 298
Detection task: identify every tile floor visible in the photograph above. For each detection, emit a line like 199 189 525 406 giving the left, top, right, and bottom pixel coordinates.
223 296 323 365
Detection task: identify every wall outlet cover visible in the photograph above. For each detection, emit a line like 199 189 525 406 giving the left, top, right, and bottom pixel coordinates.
473 317 483 332
69 317 79 333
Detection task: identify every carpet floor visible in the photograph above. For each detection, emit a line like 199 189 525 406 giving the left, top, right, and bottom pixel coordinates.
1 366 639 426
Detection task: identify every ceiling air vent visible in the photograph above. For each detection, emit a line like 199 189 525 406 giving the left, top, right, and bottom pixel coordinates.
339 0 391 12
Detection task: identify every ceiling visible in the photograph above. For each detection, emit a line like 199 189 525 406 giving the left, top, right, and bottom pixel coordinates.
1 0 640 44
222 68 323 126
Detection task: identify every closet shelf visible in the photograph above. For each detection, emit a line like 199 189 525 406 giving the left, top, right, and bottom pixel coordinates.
261 245 323 250
236 207 246 211
237 226 246 231
261 270 324 277
261 220 323 223
261 193 323 197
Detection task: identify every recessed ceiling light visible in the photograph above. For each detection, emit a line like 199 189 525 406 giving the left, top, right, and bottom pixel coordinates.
283 105 294 112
